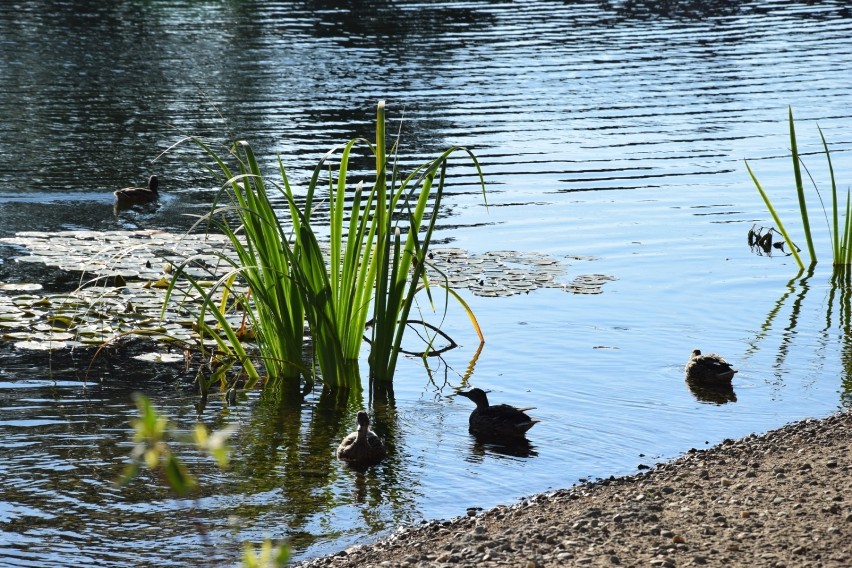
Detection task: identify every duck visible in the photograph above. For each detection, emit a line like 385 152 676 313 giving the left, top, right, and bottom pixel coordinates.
114 175 159 209
684 349 737 384
336 411 386 467
457 387 539 439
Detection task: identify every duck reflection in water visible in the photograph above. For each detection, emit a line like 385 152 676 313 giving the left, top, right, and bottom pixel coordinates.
686 378 737 404
114 175 159 213
456 387 539 441
467 435 539 460
336 411 386 468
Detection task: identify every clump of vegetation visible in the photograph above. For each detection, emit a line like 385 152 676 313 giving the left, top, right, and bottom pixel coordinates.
119 393 289 567
747 106 849 271
165 101 485 392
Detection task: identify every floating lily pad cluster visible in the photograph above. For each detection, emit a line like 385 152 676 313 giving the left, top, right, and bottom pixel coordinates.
427 248 615 296
0 229 613 351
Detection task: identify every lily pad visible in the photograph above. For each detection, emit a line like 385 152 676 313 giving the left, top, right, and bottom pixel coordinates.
132 352 186 364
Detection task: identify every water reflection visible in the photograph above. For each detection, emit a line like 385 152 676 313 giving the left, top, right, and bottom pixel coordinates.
612 0 743 20
466 435 539 460
685 377 737 404
746 265 852 407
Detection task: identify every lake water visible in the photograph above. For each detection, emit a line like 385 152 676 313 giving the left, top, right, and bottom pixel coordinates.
2 1 852 565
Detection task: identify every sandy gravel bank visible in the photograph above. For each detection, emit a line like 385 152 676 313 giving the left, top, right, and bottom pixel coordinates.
298 410 851 567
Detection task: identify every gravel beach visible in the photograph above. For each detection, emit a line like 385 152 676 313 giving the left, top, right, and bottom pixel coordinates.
299 410 851 568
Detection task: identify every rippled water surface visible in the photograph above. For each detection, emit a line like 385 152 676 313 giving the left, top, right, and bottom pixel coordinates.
2 1 852 565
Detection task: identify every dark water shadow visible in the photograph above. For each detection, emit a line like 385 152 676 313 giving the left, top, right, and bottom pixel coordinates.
465 434 538 462
685 377 737 404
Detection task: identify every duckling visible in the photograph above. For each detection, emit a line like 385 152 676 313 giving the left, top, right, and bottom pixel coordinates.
114 175 159 209
684 349 737 384
457 387 539 439
336 411 386 467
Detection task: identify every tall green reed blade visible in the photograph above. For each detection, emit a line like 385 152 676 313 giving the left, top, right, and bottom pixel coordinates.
789 106 816 265
272 137 380 388
816 125 847 266
160 257 263 387
369 136 486 384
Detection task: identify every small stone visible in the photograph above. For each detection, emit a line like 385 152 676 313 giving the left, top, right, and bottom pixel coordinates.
673 535 686 544
693 556 708 565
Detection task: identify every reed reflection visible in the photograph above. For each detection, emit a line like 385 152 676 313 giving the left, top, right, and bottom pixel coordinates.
745 265 852 408
224 379 418 552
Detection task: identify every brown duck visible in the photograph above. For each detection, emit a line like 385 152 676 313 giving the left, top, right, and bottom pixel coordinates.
336 411 386 466
685 349 737 384
457 388 539 439
114 175 159 208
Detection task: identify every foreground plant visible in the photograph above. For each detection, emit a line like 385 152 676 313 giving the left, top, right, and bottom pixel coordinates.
119 394 289 567
746 106 849 271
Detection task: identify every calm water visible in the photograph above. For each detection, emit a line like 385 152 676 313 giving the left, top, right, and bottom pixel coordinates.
2 0 852 565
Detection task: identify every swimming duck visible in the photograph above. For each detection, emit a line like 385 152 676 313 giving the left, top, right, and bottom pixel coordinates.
114 175 159 208
684 349 737 384
457 388 539 439
336 411 386 467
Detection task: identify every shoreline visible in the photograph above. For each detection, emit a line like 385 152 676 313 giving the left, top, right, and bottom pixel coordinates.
298 410 851 567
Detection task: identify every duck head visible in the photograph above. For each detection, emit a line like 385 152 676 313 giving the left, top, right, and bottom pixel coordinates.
457 387 490 409
148 175 159 194
356 410 370 430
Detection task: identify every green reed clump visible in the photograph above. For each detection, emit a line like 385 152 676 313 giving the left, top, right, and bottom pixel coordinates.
746 106 850 271
165 101 485 390
163 139 308 391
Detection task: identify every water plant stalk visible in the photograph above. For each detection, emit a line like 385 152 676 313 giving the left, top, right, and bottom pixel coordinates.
164 101 485 391
747 106 848 272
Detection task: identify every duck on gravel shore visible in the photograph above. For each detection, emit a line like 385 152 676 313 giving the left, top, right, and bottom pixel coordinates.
684 348 737 384
336 411 386 467
457 387 539 439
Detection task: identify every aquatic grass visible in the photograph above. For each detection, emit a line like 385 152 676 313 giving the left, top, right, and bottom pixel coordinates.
366 101 486 383
283 101 486 385
163 139 309 390
747 107 849 271
162 101 486 390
